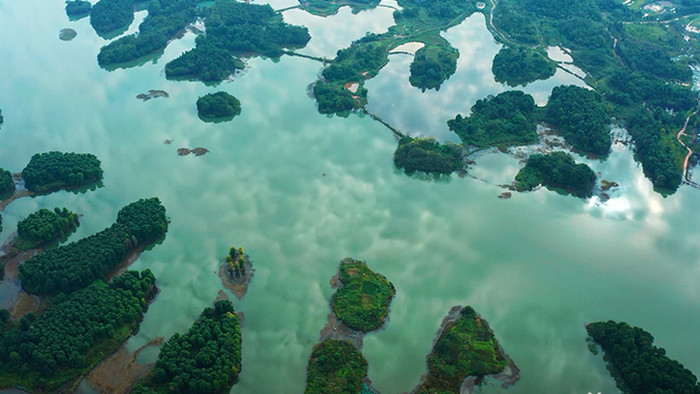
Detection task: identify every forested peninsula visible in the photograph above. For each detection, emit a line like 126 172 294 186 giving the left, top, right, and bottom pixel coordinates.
587 321 700 393
132 300 242 393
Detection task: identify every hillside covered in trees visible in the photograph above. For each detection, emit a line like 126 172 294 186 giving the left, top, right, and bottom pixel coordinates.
304 339 368 394
331 259 395 332
21 151 103 193
132 300 242 393
196 92 241 121
491 46 555 86
587 320 700 393
515 152 596 198
448 91 538 148
415 306 508 393
89 0 134 35
409 44 459 91
18 198 167 295
0 270 156 391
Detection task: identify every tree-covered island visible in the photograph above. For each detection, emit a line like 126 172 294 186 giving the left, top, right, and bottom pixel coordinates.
21 151 103 193
0 168 14 196
409 43 459 91
219 246 254 299
15 207 79 250
0 270 157 391
515 152 597 198
65 0 92 18
447 90 538 149
586 320 700 393
18 198 168 295
89 0 135 36
414 306 513 393
491 46 555 86
331 258 395 333
393 136 463 175
132 300 242 393
304 339 369 394
196 92 241 122
299 0 380 16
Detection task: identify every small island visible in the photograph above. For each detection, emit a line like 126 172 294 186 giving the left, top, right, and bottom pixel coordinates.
304 339 369 394
0 270 157 392
409 43 459 91
299 0 380 16
14 207 79 250
393 136 463 175
331 258 395 333
586 320 700 393
491 46 555 86
59 28 77 41
219 246 254 299
414 306 518 393
196 92 241 122
65 0 91 18
514 152 596 198
132 300 242 393
136 89 169 101
447 90 538 148
18 198 168 295
21 151 103 193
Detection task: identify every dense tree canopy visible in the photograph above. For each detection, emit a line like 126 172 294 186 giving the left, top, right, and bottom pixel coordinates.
394 136 462 175
65 0 92 17
544 85 611 156
90 0 134 35
97 0 198 67
196 92 242 120
16 207 79 247
0 270 156 391
305 339 368 394
448 91 538 148
134 300 242 393
409 44 459 91
587 320 700 394
165 42 243 82
313 81 358 115
492 46 555 86
0 168 14 195
416 306 507 393
331 259 395 332
19 198 168 295
515 152 596 198
21 151 103 193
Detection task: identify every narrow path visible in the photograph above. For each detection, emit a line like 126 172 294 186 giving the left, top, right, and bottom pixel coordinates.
676 110 699 184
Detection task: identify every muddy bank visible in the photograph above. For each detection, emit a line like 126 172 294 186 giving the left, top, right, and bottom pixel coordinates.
83 337 164 394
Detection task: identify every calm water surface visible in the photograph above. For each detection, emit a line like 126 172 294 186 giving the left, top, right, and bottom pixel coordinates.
0 2 698 394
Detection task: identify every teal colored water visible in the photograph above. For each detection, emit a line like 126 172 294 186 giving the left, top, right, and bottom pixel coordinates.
0 2 698 394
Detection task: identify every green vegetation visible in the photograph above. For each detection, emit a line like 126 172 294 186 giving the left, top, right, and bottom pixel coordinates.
587 321 700 394
304 339 368 394
21 151 103 193
0 168 14 195
97 0 198 67
0 270 156 391
16 208 79 249
65 0 92 17
311 0 477 115
515 152 596 198
164 1 309 83
492 46 555 86
448 91 538 148
409 44 459 91
544 85 610 156
225 246 247 280
196 91 241 121
165 43 244 82
133 300 242 393
491 0 698 193
331 259 395 332
19 198 167 295
416 306 507 393
90 0 134 35
300 0 380 16
394 136 462 175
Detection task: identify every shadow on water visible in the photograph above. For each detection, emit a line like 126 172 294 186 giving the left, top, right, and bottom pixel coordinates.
100 51 165 72
394 167 453 183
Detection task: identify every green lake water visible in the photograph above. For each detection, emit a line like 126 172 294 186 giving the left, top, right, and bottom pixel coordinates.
0 1 699 393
